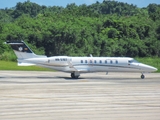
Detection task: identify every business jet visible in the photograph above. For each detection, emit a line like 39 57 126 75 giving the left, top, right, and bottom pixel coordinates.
6 41 157 79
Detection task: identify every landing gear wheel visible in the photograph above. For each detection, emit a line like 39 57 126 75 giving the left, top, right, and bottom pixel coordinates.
71 73 75 79
141 74 145 79
71 73 79 79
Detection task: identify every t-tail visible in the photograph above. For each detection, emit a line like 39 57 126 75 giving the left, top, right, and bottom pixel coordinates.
6 41 47 66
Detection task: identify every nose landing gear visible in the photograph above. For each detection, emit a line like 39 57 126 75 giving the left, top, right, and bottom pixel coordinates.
141 74 145 79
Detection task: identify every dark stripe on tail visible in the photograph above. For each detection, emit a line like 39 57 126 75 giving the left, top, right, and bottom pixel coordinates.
6 41 33 53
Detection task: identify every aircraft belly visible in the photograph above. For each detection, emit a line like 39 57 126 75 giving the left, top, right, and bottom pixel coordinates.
89 66 117 72
73 66 89 72
90 66 141 72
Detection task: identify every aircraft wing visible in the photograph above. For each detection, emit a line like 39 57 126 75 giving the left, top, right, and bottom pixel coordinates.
67 61 78 71
67 61 89 72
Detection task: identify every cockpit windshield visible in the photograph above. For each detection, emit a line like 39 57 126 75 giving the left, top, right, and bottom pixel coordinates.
128 59 139 63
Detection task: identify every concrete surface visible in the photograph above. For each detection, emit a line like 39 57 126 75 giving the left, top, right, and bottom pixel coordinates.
0 71 160 120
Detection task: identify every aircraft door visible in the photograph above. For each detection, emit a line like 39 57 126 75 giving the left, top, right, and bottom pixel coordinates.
88 58 93 66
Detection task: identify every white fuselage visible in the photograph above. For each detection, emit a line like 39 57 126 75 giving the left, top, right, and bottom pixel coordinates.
7 41 157 79
20 56 157 73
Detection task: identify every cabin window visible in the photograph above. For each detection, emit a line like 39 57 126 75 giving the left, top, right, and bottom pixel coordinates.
85 60 87 63
116 60 118 64
81 60 83 63
55 58 59 61
105 60 107 64
94 60 97 64
110 60 113 64
100 60 102 64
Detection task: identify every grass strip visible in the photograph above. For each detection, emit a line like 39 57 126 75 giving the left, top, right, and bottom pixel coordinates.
0 61 52 71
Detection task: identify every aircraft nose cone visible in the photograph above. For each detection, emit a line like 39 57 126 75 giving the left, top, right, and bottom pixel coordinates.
140 64 158 72
152 67 158 72
147 66 157 72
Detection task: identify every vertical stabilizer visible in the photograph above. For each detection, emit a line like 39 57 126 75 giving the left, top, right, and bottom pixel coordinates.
6 41 47 59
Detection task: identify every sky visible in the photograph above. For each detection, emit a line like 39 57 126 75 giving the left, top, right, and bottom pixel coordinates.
0 0 160 9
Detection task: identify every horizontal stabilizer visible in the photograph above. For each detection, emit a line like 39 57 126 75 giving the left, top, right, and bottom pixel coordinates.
18 62 35 66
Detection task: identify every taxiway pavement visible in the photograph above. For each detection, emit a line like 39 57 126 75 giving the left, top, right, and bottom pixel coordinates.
0 71 160 120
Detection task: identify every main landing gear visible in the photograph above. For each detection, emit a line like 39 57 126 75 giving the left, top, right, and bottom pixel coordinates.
71 72 80 79
141 74 145 79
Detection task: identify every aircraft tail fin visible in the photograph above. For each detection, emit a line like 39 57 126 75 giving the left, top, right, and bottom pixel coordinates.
6 41 47 59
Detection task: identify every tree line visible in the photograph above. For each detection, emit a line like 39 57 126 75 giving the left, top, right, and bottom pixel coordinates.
0 0 160 61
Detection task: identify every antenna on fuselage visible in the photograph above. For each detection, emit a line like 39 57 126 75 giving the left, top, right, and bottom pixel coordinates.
90 54 93 57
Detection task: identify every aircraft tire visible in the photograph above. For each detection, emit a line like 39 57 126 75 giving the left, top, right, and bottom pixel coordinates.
71 73 75 78
141 74 145 79
71 73 79 79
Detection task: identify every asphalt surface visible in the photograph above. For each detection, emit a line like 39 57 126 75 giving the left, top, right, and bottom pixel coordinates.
0 71 160 120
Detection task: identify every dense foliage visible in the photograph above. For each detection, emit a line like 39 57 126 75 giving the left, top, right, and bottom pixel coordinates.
0 0 160 61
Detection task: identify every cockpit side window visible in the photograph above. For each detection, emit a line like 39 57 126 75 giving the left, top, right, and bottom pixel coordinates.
128 60 132 63
128 59 139 63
